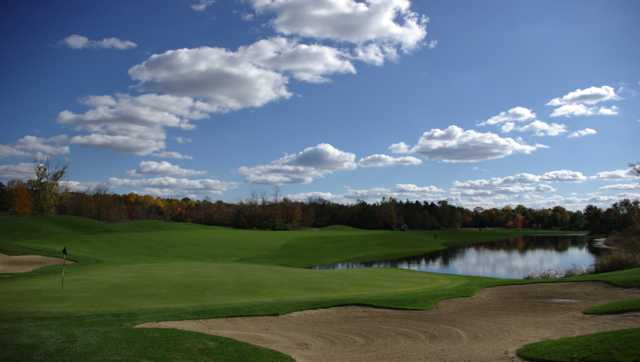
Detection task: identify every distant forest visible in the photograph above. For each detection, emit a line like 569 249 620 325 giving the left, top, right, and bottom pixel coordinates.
1 162 638 234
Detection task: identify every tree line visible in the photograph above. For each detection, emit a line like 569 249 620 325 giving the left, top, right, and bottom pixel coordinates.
0 161 638 234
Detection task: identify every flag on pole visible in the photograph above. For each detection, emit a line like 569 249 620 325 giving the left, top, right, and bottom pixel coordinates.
61 246 67 289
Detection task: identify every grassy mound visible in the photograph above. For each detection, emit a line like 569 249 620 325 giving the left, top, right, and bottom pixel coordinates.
584 299 640 315
517 328 640 362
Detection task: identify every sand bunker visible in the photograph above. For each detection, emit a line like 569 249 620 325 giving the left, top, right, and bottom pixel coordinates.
0 253 71 273
139 282 640 362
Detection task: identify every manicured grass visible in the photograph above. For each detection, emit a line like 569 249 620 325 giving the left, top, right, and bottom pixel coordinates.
0 316 292 362
517 328 640 362
565 267 640 288
0 215 633 361
584 298 640 315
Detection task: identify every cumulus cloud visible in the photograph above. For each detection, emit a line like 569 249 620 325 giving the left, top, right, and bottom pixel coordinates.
0 163 35 180
358 154 422 167
550 104 618 118
593 168 639 180
389 125 546 163
600 183 640 191
0 135 69 159
479 106 536 126
153 151 193 160
507 120 568 137
0 145 28 158
251 0 427 47
454 170 587 188
547 85 620 118
127 161 205 177
239 143 356 184
58 94 213 155
284 191 343 202
540 170 588 182
344 183 445 201
108 176 235 195
63 34 137 50
450 170 589 201
240 37 356 83
568 128 597 139
59 180 101 193
128 37 355 113
190 0 215 11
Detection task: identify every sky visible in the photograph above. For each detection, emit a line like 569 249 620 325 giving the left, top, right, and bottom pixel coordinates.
1 0 639 210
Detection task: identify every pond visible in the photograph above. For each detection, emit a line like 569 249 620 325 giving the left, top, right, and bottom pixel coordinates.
314 235 606 279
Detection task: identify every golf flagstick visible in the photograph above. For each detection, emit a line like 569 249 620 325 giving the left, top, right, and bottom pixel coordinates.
61 247 67 289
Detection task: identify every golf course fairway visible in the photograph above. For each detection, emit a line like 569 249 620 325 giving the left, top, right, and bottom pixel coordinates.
1 215 639 361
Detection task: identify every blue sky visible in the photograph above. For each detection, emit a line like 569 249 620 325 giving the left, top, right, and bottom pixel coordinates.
1 0 639 209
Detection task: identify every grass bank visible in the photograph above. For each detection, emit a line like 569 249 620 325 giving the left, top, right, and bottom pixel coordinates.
517 328 640 362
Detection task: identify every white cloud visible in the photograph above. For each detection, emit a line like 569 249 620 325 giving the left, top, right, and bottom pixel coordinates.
127 161 205 177
285 191 342 202
128 38 355 112
358 154 422 167
0 135 69 159
0 145 28 158
453 170 587 188
108 176 235 195
129 47 289 113
59 180 100 193
241 12 256 21
568 128 597 139
388 142 411 154
550 104 618 118
0 163 35 181
390 125 546 163
540 170 588 182
593 168 638 180
190 0 215 11
239 143 356 184
58 94 212 155
63 34 137 50
153 151 193 160
510 120 567 137
239 37 355 83
600 183 640 191
345 183 444 201
15 135 70 157
548 85 618 107
175 137 192 144
250 0 427 49
450 170 588 202
479 106 536 126
547 85 620 118
132 36 355 96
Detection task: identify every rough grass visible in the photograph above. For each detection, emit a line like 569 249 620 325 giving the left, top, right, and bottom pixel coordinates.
517 328 640 362
0 215 635 361
584 299 640 315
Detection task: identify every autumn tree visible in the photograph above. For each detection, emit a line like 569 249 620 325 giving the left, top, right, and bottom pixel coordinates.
7 180 32 216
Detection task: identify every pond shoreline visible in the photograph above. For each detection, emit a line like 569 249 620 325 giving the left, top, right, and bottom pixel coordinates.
314 235 605 280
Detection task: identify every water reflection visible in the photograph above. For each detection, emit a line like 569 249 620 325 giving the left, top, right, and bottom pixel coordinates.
314 236 605 279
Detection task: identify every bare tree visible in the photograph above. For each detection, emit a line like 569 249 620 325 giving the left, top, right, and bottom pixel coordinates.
28 158 68 215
